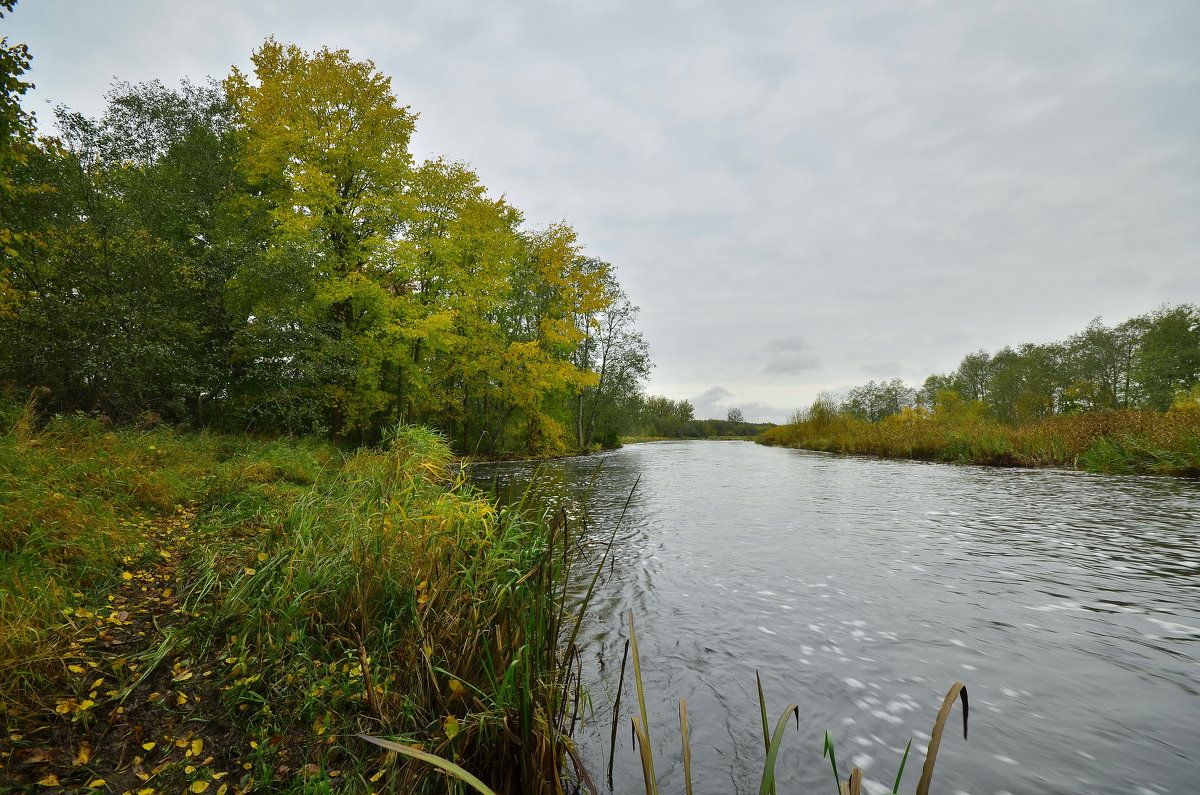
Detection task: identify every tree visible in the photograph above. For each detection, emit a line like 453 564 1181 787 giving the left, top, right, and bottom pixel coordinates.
1131 304 1200 411
1 0 36 318
225 38 418 439
571 264 651 449
0 81 249 422
843 378 915 423
726 407 744 423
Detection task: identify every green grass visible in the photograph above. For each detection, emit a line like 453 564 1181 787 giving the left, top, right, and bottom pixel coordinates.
0 394 594 792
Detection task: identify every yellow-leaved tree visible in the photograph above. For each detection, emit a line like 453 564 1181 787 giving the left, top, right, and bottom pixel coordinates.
225 38 418 440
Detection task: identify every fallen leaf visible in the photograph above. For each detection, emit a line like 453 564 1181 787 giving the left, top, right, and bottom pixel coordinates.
141 742 156 751
189 782 210 793
37 774 60 786
75 741 93 765
87 779 105 788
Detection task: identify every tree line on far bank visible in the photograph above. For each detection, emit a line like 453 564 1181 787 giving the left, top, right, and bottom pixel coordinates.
0 35 652 455
812 304 1200 426
762 306 1200 475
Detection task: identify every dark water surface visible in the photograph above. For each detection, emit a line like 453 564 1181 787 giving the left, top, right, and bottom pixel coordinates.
473 441 1200 795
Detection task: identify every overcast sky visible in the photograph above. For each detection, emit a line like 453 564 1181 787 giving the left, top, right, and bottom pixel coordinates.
8 0 1199 422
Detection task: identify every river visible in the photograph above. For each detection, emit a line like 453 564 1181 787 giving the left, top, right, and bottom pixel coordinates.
472 440 1200 795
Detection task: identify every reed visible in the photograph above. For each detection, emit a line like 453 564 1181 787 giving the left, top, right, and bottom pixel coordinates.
0 394 599 793
617 614 968 795
759 406 1200 476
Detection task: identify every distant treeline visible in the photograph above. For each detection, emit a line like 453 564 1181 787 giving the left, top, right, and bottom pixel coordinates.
761 306 1200 475
627 395 775 439
0 38 650 455
821 304 1200 425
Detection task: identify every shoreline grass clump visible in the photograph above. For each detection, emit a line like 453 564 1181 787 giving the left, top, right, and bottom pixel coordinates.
759 404 1200 476
0 395 593 792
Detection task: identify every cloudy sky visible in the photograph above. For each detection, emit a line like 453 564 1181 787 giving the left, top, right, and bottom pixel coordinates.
8 0 1199 421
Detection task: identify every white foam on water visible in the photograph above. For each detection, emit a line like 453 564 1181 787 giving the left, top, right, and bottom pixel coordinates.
757 626 776 635
961 663 978 671
844 677 866 690
993 754 1019 765
800 645 814 655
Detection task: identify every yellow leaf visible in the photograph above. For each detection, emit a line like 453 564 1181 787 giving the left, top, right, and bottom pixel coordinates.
190 783 210 793
37 774 60 786
141 742 156 751
217 786 228 795
122 571 133 580
369 770 385 783
75 741 93 765
137 789 155 795
87 779 106 788
443 714 460 740
185 765 196 774
176 692 188 706
257 552 267 562
69 664 86 673
91 678 105 689
78 698 95 711
191 738 203 756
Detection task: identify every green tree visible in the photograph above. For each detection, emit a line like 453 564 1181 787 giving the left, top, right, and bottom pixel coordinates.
225 38 418 439
1131 304 1200 411
1 0 36 318
843 378 915 422
0 81 248 422
571 264 651 450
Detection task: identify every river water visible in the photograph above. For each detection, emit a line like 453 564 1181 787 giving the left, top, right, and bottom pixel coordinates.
473 441 1200 795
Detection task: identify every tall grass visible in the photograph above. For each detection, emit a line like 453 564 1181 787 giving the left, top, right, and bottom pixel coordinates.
759 406 1200 476
1 394 596 792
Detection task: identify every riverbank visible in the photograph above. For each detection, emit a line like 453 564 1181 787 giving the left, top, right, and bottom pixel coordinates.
0 401 582 792
757 407 1200 476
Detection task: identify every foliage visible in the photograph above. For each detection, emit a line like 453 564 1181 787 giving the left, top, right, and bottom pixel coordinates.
766 305 1200 475
0 38 652 456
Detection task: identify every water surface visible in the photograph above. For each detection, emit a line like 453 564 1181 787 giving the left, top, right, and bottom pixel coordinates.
475 441 1200 795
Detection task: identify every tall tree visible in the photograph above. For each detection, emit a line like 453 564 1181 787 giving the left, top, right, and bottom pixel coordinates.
571 266 651 449
1132 304 1200 410
0 0 36 319
225 38 418 439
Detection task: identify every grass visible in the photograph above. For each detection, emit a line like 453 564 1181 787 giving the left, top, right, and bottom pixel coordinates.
0 394 596 792
759 406 1200 476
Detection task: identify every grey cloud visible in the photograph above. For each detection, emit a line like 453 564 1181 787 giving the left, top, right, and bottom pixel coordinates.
861 361 903 377
764 354 822 375
690 386 733 420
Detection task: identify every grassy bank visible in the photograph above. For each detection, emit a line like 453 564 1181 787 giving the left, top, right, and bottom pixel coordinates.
758 407 1200 476
0 397 586 793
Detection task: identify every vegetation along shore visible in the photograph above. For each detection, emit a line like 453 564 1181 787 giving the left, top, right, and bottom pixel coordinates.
759 306 1200 477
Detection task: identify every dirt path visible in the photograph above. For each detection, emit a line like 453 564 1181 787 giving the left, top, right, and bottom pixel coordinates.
2 506 247 794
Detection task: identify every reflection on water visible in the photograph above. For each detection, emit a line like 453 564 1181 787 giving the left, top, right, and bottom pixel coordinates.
473 441 1200 795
